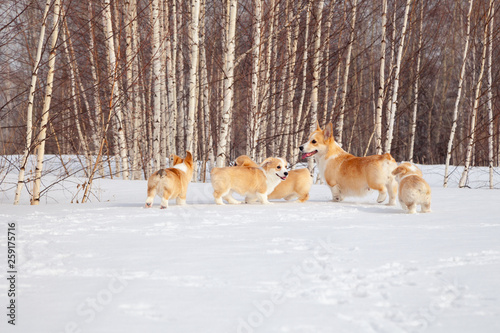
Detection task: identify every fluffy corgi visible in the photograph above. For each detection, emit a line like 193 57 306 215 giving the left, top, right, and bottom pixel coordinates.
300 122 397 204
211 157 288 205
234 155 312 203
145 151 194 209
392 162 431 214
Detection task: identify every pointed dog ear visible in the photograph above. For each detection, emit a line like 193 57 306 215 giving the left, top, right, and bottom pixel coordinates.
324 122 334 139
260 157 273 170
184 151 193 165
171 154 182 165
316 120 322 131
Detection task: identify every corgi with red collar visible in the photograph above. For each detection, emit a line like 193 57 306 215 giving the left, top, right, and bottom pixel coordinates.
145 151 194 209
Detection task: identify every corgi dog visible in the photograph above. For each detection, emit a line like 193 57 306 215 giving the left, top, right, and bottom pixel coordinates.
211 157 288 205
392 162 431 214
145 151 194 209
234 155 312 203
300 122 397 204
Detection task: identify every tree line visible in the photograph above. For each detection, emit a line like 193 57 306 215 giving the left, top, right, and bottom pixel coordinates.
0 0 498 204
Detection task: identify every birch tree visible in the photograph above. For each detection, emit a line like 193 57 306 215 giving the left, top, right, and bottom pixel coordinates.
459 1 492 188
486 4 494 188
14 0 52 205
151 0 162 170
375 0 388 155
248 0 262 160
216 0 237 167
384 0 411 153
31 0 61 205
186 0 201 153
336 0 357 147
103 0 129 179
444 0 473 187
409 1 423 162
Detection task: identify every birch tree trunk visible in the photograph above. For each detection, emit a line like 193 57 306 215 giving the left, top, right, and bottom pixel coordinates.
375 0 387 155
164 1 177 157
31 0 61 205
487 4 494 188
248 0 262 160
336 0 357 147
295 1 311 153
459 1 492 188
216 0 237 167
186 0 201 153
151 0 162 170
384 0 411 153
14 0 51 205
444 0 473 187
409 1 423 162
103 0 129 179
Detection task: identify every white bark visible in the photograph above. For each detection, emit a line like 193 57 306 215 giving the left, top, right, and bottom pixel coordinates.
216 0 237 167
14 0 51 205
249 0 262 160
444 0 473 187
459 1 492 188
32 0 61 205
384 0 411 153
487 4 494 188
336 0 357 146
409 1 423 162
103 0 129 179
375 0 387 155
186 0 201 153
151 0 162 170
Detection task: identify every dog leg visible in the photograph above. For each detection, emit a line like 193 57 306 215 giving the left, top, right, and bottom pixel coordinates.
386 179 398 206
421 202 431 213
245 196 258 204
297 193 309 203
145 190 156 208
176 196 187 206
213 190 226 205
407 202 417 214
256 192 271 204
330 185 343 202
224 191 241 204
376 188 387 203
284 194 298 201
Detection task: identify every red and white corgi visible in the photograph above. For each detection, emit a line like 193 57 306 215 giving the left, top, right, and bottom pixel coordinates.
300 122 397 204
392 162 431 214
145 151 194 209
211 157 288 205
234 155 312 203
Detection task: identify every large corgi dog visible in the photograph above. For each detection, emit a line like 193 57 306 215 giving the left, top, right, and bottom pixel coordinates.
234 155 312 203
392 162 431 214
145 151 194 209
300 122 397 204
211 157 288 205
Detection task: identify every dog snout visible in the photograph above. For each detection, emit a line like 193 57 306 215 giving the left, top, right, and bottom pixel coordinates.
299 145 304 151
284 172 288 176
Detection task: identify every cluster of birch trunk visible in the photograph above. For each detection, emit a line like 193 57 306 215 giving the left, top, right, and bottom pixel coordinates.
0 0 498 205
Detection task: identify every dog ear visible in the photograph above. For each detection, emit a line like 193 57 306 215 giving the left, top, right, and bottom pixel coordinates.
184 151 193 166
171 154 182 165
315 120 322 131
392 166 406 176
324 122 334 139
260 157 273 170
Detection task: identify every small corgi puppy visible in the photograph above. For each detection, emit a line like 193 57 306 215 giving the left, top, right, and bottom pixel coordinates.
234 155 312 203
145 151 194 209
392 162 431 214
300 122 398 204
211 157 288 205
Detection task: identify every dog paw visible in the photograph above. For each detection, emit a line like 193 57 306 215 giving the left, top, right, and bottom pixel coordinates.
144 203 152 208
160 205 168 209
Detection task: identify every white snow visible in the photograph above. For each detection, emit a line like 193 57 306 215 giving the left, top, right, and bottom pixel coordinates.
1 162 500 332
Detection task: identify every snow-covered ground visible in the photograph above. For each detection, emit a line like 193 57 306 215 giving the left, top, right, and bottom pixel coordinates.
1 161 500 333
